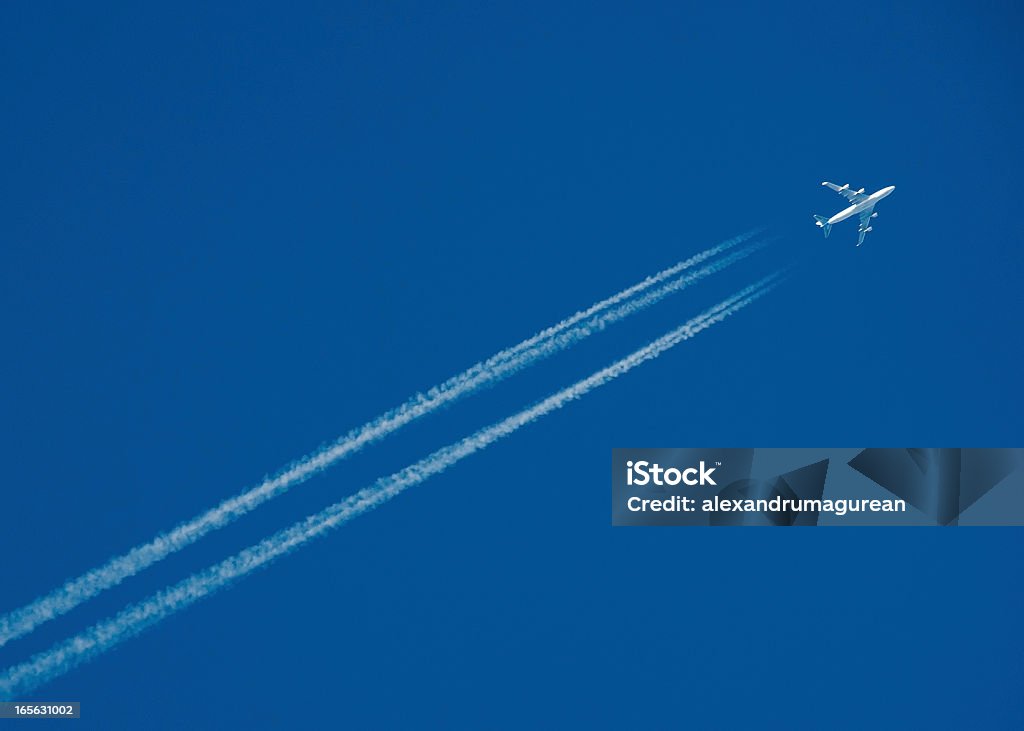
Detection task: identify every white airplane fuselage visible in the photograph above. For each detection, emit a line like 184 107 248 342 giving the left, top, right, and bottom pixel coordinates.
827 185 896 224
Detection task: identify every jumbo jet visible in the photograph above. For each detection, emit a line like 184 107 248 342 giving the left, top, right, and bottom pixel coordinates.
814 181 895 246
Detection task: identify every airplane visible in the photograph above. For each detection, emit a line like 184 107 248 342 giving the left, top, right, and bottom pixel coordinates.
814 181 895 247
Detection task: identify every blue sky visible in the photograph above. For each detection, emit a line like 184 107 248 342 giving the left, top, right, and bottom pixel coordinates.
2 2 1022 727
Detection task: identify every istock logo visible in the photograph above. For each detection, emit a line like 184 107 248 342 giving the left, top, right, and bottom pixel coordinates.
626 460 719 487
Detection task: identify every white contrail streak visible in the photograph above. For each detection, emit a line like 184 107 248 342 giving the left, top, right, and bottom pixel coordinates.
0 271 785 698
0 230 765 650
476 227 764 369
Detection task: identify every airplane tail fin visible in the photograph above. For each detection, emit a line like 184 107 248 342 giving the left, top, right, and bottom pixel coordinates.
813 215 832 238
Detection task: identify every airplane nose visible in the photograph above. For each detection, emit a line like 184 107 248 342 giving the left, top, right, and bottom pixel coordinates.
887 185 896 194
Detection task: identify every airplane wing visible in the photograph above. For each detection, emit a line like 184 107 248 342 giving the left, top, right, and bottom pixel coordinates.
857 205 876 247
822 181 869 204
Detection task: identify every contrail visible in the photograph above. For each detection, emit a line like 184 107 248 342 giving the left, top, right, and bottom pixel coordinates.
0 271 786 698
475 227 764 370
0 230 765 649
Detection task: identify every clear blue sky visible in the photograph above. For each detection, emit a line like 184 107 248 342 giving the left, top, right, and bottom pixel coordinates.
2 2 1022 728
